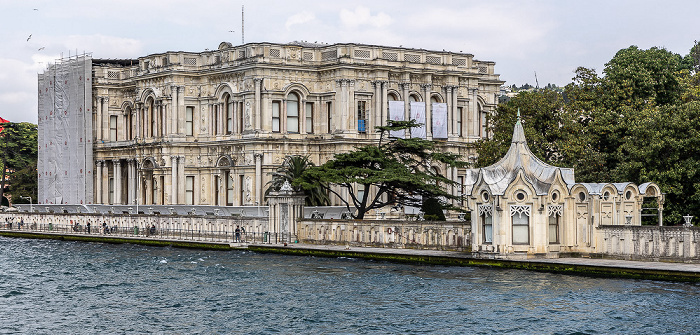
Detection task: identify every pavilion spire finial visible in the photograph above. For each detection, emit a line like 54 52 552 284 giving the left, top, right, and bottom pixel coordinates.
512 108 526 144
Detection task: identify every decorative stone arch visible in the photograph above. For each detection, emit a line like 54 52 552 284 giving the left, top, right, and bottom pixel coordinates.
120 101 134 114
408 91 422 102
214 82 235 100
430 92 444 103
216 155 235 168
386 90 401 101
547 170 569 204
504 170 536 204
570 184 592 203
139 87 160 102
600 184 619 201
141 157 159 169
283 83 310 98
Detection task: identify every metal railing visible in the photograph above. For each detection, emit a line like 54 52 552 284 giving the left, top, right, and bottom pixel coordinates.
0 221 295 245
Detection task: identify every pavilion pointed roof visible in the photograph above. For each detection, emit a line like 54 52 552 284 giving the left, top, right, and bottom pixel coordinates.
464 111 575 196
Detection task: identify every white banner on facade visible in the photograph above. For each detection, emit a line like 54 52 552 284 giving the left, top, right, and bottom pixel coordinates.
410 102 426 139
388 101 405 138
432 103 448 139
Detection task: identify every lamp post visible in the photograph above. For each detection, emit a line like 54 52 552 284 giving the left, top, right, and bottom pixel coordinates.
20 196 32 212
683 214 693 227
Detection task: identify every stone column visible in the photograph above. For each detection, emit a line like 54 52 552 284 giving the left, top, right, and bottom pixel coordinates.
255 153 263 204
451 86 458 137
171 85 178 137
402 82 410 137
254 78 262 131
95 161 103 204
422 84 432 139
95 97 103 141
177 156 185 204
102 97 110 141
381 81 388 127
348 80 356 132
170 155 178 204
113 160 122 204
127 159 134 205
445 86 453 136
178 86 186 135
372 81 382 132
102 160 109 204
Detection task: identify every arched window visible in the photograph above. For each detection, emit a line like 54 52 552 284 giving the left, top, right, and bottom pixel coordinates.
287 92 300 133
146 97 155 138
224 93 233 134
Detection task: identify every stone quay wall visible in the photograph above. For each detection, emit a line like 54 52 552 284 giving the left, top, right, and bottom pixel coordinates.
596 225 700 262
297 219 471 251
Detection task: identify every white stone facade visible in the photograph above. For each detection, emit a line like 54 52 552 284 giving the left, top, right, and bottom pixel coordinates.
46 41 502 208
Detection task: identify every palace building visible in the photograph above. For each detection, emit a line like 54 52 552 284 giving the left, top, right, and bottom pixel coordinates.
37 41 503 207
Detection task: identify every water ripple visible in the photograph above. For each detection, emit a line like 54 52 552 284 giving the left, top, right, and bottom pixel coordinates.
1 236 699 334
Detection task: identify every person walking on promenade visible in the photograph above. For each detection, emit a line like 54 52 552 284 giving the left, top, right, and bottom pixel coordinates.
235 226 241 242
86 221 91 234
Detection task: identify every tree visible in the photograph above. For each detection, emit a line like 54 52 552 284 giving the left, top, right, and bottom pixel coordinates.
0 122 38 206
297 120 466 219
479 43 700 225
264 155 330 206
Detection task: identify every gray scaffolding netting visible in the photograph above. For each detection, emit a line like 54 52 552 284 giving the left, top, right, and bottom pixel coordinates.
38 55 93 204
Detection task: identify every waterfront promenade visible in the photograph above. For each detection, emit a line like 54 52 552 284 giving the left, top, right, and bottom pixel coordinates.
1 227 698 282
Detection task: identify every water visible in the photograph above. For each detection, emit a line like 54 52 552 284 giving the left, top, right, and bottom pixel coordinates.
1 237 698 334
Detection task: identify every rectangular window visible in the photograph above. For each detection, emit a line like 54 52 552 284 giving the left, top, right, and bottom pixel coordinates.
287 101 299 133
226 172 234 206
238 101 244 133
456 107 463 137
549 215 560 244
185 176 194 205
239 175 245 205
327 101 333 133
108 177 114 204
482 214 492 243
213 105 219 135
357 184 365 203
185 106 194 136
109 115 117 141
305 102 314 134
272 101 280 132
226 101 234 134
512 213 530 244
357 101 367 133
214 177 220 206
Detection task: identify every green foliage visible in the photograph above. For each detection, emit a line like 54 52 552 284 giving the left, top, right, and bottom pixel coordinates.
0 122 38 206
421 197 446 221
298 120 466 219
264 155 330 206
481 42 700 225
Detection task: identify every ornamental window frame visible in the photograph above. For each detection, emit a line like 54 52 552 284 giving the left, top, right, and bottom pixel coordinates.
511 205 531 245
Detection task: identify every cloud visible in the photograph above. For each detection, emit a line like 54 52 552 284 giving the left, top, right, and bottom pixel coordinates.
62 35 144 58
339 6 392 28
286 11 316 30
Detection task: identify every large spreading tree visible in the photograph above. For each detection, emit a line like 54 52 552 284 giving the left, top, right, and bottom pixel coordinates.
297 120 466 220
477 42 700 225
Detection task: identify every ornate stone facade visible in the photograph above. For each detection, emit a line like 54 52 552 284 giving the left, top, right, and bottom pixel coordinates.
81 41 503 208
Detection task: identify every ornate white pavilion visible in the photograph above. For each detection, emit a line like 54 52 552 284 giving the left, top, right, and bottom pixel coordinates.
464 114 664 257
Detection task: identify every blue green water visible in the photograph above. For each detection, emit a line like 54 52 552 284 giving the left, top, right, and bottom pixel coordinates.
1 236 698 334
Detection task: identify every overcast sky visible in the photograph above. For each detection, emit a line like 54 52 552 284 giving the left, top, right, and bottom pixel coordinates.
1 0 698 123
